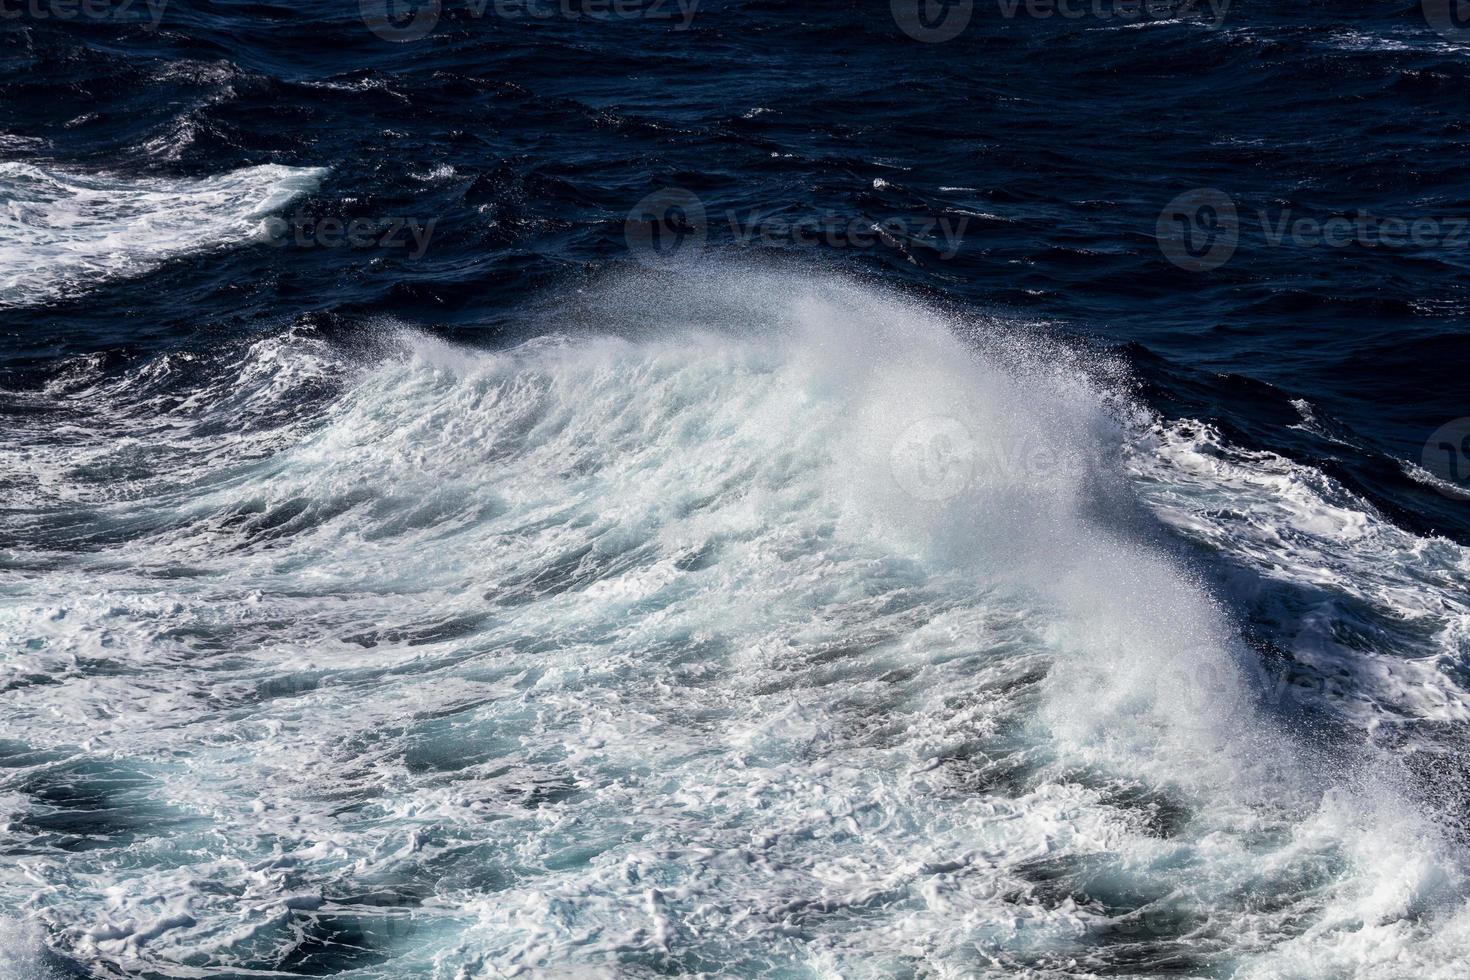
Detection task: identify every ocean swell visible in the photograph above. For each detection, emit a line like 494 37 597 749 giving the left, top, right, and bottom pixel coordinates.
1 268 1467 977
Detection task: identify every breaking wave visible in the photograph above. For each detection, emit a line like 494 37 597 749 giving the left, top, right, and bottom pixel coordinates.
0 162 324 308
1 268 1467 978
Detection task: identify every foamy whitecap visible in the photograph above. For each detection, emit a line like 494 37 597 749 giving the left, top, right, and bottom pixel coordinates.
0 161 326 308
1 268 1466 977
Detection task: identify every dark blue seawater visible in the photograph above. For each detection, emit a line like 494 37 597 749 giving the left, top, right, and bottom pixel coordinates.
3 2 1470 977
4 0 1469 541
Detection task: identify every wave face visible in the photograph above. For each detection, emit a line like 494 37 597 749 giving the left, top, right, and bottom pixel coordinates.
0 162 324 308
2 270 1468 977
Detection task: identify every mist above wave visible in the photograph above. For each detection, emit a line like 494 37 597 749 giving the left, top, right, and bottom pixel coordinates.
2 267 1467 977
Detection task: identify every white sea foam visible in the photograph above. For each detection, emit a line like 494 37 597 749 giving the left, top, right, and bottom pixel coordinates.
1 267 1467 977
1404 459 1470 501
1126 418 1470 732
0 918 70 978
0 161 326 308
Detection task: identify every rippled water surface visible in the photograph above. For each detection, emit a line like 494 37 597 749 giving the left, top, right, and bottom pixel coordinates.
2 2 1469 977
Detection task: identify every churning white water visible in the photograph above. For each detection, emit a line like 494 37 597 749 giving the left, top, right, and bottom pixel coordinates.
1 268 1468 977
0 162 325 308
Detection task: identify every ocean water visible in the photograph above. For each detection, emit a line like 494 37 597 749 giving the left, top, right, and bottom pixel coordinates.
2 2 1470 978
